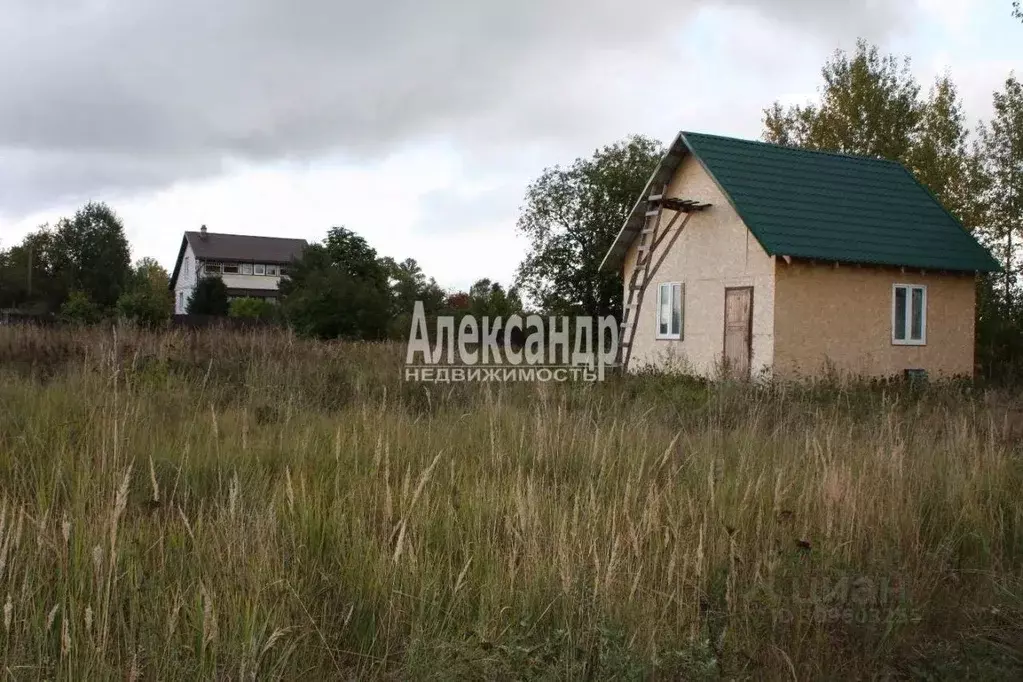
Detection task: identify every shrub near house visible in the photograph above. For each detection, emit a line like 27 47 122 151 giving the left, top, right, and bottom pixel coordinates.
229 296 278 321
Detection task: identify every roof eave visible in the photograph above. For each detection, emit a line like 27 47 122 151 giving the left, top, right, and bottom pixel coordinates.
778 252 1000 274
168 235 190 290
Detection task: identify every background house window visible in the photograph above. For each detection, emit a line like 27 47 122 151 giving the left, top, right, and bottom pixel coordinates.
254 263 266 275
240 263 253 275
204 261 221 275
266 264 278 276
893 284 926 345
222 263 239 274
655 282 683 339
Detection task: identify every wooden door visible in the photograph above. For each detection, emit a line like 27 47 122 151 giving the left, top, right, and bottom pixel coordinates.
723 287 753 380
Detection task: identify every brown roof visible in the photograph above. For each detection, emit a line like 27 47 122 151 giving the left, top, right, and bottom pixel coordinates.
169 231 308 289
184 231 307 263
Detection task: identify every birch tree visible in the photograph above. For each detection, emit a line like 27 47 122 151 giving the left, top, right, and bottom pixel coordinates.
763 40 922 161
979 75 1023 301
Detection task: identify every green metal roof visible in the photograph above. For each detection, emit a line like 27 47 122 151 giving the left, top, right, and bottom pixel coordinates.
601 131 999 273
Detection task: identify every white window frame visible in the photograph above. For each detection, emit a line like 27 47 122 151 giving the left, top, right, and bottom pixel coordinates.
654 282 683 340
266 264 279 276
254 263 266 275
240 262 253 275
892 283 927 346
203 261 221 275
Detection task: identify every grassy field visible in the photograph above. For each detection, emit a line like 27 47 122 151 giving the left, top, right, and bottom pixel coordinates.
1 325 1022 679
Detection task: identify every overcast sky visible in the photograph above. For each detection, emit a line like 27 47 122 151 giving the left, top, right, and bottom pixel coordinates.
0 0 1019 291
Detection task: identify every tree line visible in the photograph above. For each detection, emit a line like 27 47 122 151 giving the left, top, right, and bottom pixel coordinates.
0 208 522 339
1 31 1020 374
0 202 173 326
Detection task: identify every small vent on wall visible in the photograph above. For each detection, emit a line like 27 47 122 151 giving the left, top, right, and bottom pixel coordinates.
904 368 928 383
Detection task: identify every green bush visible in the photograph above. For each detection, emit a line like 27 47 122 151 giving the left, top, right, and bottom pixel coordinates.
59 290 103 324
117 289 172 327
228 296 277 320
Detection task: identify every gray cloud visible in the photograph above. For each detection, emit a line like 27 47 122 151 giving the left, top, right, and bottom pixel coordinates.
0 0 905 214
414 185 524 235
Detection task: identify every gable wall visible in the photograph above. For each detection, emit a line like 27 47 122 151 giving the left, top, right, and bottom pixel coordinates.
773 261 976 378
622 154 776 376
173 242 197 314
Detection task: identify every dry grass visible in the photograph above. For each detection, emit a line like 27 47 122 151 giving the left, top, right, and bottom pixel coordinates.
1 324 1022 679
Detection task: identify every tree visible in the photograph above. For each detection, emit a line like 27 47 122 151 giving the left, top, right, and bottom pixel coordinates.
279 226 392 339
0 203 133 314
381 257 423 311
445 292 471 310
51 202 132 310
1014 1 1021 21
0 227 62 312
764 40 922 161
381 257 446 316
186 276 230 316
380 256 447 339
116 258 174 326
909 76 987 228
133 257 170 291
466 278 522 319
516 135 663 318
323 226 390 285
979 75 1023 304
762 44 994 235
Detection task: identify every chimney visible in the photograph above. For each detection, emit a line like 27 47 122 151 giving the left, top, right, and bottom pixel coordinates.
199 225 208 240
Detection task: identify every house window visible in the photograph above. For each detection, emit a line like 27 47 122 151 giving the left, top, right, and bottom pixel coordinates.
222 263 239 274
266 264 278 276
240 263 253 275
203 261 221 275
655 282 683 339
178 292 184 312
892 284 926 345
254 263 266 275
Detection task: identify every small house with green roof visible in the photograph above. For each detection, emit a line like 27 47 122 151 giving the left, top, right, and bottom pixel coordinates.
600 131 999 379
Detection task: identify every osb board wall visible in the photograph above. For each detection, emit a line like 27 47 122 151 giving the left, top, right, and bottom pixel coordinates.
623 155 775 376
773 261 976 379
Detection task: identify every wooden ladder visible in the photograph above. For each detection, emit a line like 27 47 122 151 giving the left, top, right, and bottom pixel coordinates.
618 191 709 371
619 185 667 371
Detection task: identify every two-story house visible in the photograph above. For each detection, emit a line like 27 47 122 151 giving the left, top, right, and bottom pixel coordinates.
169 226 308 314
